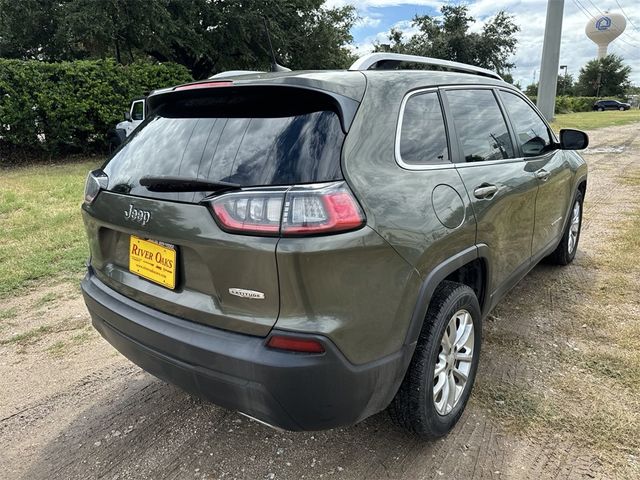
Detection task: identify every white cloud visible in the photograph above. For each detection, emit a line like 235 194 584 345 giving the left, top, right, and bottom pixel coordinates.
349 18 423 56
354 15 383 28
342 0 640 86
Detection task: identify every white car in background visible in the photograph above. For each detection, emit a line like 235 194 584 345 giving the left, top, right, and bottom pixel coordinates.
108 97 146 152
107 72 263 152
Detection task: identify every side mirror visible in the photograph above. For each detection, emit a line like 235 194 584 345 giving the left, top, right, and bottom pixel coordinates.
559 129 588 150
124 111 132 122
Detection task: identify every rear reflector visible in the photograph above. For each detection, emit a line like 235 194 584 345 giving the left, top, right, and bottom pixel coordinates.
209 181 365 237
266 335 325 354
174 81 233 91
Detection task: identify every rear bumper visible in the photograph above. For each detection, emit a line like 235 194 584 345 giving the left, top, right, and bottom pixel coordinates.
81 271 412 431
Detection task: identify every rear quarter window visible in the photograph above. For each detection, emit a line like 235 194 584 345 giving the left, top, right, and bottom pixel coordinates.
397 91 449 166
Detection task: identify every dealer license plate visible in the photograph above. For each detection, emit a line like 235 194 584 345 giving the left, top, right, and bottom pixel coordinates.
129 236 176 289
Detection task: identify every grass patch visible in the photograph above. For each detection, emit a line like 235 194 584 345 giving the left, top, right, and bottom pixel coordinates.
1 325 55 346
476 164 640 475
472 381 547 432
0 159 101 297
45 327 94 357
0 317 87 347
47 340 68 357
34 291 60 308
0 307 18 320
71 329 93 345
583 352 639 386
597 212 640 275
550 109 640 131
622 173 640 187
0 307 18 332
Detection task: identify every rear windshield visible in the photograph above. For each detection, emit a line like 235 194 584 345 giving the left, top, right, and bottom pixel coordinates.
103 92 345 202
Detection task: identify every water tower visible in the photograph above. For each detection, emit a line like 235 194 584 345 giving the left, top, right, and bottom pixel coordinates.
585 12 626 58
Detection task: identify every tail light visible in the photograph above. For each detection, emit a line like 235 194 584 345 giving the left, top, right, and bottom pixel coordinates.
84 169 108 205
209 182 365 237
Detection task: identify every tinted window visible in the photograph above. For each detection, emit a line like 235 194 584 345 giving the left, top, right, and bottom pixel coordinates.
399 92 449 165
131 101 144 121
104 108 344 202
499 91 552 157
446 89 514 162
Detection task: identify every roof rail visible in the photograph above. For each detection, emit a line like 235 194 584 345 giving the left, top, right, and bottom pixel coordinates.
348 53 503 81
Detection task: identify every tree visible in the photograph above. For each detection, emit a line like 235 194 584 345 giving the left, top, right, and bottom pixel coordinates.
525 75 574 97
0 0 356 78
374 5 519 75
502 73 522 90
524 83 537 97
576 54 631 97
557 73 574 96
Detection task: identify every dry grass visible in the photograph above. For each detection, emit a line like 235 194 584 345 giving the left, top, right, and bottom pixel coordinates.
473 165 640 476
0 318 86 347
46 328 95 357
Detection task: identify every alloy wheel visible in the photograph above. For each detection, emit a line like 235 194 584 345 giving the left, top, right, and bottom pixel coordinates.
433 309 474 415
568 200 581 254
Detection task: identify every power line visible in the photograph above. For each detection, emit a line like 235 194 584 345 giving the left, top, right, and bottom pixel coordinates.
584 0 640 45
614 0 640 32
572 0 636 54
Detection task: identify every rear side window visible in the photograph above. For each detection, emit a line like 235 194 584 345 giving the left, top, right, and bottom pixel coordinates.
398 91 449 165
446 89 514 162
499 91 551 157
104 92 345 202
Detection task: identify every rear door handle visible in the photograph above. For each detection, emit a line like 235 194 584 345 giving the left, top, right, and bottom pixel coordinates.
536 169 551 181
473 184 498 199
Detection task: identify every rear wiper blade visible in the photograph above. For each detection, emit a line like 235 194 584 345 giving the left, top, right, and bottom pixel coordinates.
139 176 241 193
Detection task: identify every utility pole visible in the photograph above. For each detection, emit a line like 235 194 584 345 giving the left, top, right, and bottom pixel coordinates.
537 0 565 121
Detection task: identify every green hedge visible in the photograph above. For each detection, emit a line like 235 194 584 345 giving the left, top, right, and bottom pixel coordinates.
0 59 192 160
526 95 600 114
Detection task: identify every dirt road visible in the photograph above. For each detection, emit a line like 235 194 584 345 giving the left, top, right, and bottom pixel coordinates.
1 124 639 480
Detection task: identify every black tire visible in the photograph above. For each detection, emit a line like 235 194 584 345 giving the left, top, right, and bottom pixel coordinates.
548 189 583 265
598 107 604 112
388 281 482 439
620 106 625 111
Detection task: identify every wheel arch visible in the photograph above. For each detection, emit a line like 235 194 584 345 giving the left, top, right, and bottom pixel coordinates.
404 246 489 347
577 177 587 196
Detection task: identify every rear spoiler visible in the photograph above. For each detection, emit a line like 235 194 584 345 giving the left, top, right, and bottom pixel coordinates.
146 84 360 134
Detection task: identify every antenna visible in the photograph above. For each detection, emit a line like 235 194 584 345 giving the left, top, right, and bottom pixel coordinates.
263 18 291 73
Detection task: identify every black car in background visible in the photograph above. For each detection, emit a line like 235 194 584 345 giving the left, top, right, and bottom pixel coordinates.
593 99 631 111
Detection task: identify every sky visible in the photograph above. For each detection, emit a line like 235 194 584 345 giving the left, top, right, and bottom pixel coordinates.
326 0 640 87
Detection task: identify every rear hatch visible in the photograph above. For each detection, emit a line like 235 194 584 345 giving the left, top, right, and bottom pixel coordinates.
82 83 360 336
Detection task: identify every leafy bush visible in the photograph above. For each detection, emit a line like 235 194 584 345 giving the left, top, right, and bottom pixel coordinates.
0 59 192 161
525 95 599 114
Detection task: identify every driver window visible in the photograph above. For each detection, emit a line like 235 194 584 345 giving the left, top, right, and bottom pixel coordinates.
131 101 144 121
499 91 551 157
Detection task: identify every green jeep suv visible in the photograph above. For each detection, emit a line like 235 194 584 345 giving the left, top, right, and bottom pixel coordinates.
81 53 588 438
